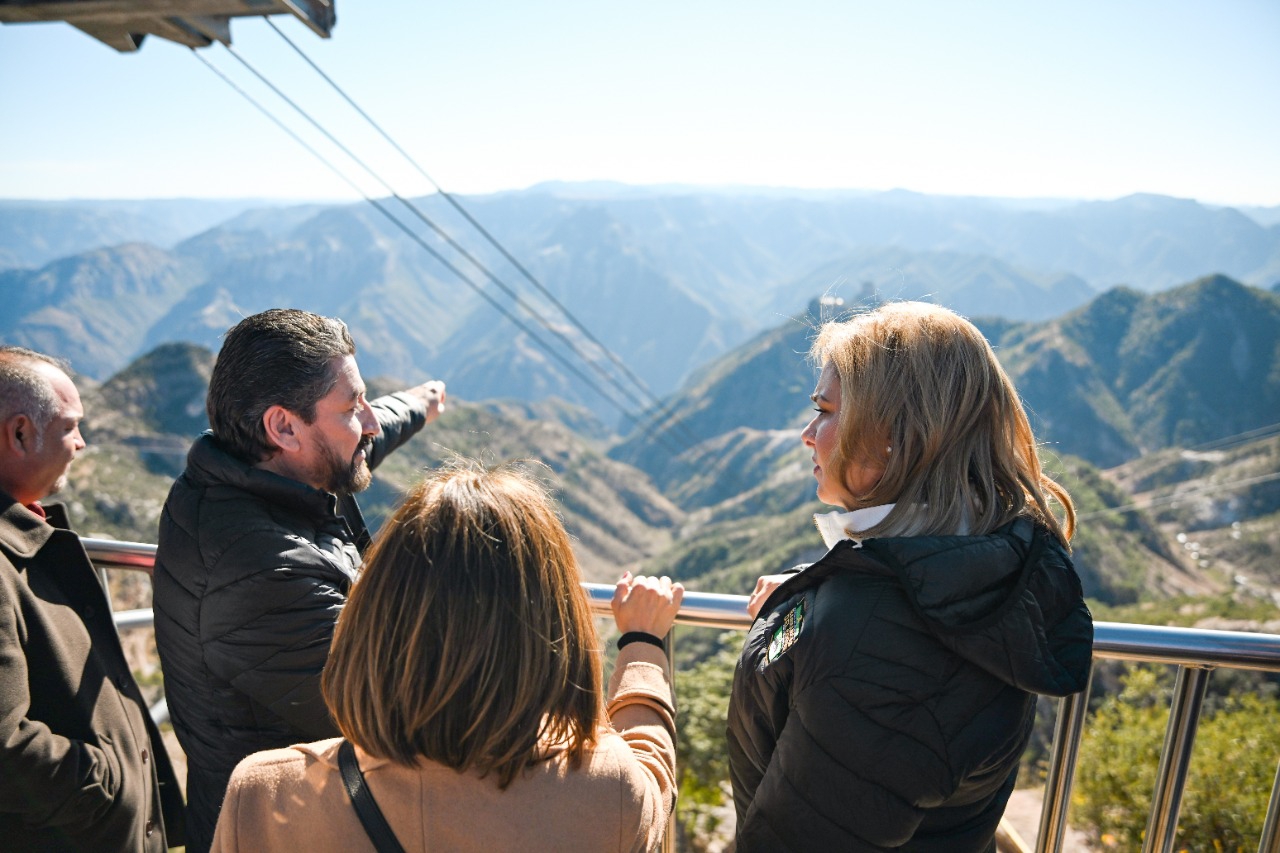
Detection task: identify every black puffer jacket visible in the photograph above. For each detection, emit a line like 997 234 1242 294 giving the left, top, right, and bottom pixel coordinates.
727 518 1093 852
153 393 426 853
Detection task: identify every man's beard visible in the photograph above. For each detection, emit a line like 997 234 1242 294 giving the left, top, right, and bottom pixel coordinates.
318 435 373 495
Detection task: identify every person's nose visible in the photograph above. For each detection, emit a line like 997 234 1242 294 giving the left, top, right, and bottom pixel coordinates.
801 417 817 449
359 401 381 437
73 427 87 452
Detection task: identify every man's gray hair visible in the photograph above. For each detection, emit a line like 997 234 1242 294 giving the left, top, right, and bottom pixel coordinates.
0 346 69 440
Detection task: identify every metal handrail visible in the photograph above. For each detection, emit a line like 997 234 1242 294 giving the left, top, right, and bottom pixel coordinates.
85 538 160 571
90 537 1280 852
89 537 1280 666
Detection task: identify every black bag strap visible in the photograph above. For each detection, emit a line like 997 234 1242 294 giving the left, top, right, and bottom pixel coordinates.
337 739 407 853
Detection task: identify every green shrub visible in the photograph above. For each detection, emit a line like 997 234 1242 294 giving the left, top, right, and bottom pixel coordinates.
674 642 739 849
1075 667 1280 851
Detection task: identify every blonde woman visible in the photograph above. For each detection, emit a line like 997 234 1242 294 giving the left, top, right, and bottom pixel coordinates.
210 461 683 853
728 302 1093 852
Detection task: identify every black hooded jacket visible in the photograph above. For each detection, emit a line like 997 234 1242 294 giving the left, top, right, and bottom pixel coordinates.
727 518 1093 852
152 392 426 853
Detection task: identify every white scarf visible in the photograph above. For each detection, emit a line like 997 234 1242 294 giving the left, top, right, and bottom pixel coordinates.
813 503 896 549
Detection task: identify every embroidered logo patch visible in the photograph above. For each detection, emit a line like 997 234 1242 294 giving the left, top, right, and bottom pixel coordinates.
767 599 805 663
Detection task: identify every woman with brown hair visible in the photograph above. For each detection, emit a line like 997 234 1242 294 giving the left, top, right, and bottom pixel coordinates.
727 302 1094 852
210 460 683 853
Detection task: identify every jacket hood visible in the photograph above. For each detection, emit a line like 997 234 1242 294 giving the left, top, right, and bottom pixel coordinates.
853 518 1093 697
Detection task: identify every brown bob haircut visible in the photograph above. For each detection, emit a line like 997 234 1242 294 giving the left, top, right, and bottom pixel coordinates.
812 301 1075 546
322 459 603 787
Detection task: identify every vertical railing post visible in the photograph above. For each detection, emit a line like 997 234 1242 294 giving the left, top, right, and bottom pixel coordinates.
1142 665 1212 853
98 566 114 608
663 626 677 853
1258 756 1280 853
1036 668 1093 853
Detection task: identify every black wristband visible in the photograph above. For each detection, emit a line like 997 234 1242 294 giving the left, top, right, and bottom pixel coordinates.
617 631 666 651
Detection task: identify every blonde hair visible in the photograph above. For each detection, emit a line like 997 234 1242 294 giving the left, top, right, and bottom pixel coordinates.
322 459 603 787
812 301 1074 546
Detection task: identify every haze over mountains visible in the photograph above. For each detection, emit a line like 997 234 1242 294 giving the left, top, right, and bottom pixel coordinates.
0 198 295 270
3 186 1279 425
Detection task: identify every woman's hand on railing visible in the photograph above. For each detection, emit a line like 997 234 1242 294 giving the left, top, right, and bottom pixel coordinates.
747 573 792 619
612 572 684 637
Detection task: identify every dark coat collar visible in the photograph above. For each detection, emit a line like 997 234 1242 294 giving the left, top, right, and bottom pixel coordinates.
185 432 342 520
0 490 58 559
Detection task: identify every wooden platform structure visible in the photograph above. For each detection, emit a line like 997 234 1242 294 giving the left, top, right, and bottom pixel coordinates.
0 0 333 51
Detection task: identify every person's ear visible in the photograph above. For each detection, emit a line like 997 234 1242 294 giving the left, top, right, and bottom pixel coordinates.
2 414 34 457
261 406 303 454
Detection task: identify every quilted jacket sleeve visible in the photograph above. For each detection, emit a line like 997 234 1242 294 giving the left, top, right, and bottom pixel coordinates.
197 527 346 741
366 392 428 471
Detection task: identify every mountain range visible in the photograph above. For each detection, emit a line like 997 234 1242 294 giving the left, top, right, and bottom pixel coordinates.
6 185 1278 620
4 186 1279 425
615 275 1280 478
0 198 299 270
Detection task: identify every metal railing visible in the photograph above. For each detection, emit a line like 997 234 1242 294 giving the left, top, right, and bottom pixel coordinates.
89 537 1280 853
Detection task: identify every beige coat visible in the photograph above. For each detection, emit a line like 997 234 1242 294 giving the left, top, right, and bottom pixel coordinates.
210 643 676 853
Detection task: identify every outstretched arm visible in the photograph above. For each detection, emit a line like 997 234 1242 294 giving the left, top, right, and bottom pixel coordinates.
364 381 446 470
399 379 446 424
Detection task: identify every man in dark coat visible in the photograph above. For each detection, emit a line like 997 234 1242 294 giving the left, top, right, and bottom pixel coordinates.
0 346 185 852
152 308 447 853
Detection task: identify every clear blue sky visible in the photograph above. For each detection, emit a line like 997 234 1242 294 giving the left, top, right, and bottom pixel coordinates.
2 0 1278 206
